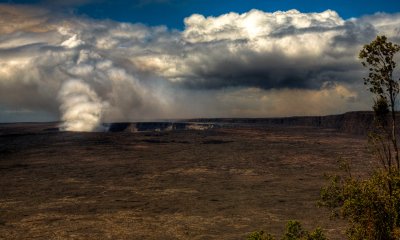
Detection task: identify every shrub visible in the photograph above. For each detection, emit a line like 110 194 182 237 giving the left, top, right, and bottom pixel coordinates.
247 221 327 240
320 169 400 239
247 230 274 240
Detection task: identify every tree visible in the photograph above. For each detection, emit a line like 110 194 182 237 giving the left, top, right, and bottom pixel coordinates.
359 35 400 171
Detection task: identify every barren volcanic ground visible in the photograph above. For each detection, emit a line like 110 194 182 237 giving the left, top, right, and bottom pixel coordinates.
0 123 372 239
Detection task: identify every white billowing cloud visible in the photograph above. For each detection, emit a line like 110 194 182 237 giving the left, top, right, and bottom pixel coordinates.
61 34 84 48
183 9 344 59
0 4 399 128
183 9 344 43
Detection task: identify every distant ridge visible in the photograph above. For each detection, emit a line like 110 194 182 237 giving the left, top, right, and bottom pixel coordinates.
188 111 380 135
108 111 380 135
2 111 395 135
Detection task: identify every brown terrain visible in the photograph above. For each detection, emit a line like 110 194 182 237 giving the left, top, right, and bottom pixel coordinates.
0 112 376 239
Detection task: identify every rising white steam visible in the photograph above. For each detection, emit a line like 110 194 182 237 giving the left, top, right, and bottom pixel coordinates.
58 80 106 132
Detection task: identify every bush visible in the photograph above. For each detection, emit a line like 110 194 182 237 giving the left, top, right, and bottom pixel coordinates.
247 221 327 240
247 230 274 240
282 221 307 240
320 169 400 239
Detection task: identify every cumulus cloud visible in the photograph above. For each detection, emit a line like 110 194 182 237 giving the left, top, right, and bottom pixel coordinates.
0 5 399 129
150 9 374 90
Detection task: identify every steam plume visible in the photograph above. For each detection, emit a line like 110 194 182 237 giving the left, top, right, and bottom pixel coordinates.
58 80 106 132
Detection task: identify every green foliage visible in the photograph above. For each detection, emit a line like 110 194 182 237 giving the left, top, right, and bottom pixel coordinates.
247 230 274 240
320 169 400 240
247 221 328 240
282 221 327 240
307 228 327 240
282 221 307 240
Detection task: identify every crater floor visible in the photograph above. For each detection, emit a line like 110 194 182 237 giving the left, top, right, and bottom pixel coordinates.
0 124 371 239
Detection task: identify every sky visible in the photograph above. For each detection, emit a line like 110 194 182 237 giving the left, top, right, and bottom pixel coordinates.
1 0 400 130
3 0 400 28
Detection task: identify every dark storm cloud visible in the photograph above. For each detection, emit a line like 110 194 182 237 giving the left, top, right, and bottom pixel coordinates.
174 45 362 90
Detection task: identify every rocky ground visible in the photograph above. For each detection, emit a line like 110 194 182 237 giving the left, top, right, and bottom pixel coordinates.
0 123 373 239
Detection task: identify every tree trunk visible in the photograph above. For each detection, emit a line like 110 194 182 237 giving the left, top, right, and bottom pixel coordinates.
390 96 399 172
